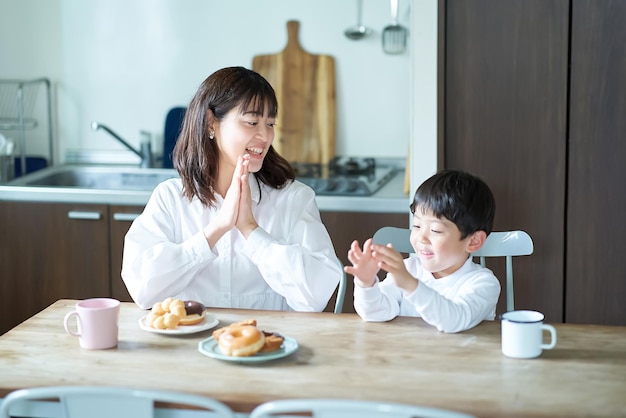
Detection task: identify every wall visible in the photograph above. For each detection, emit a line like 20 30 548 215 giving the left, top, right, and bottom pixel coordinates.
409 0 437 196
1 0 432 168
0 0 62 164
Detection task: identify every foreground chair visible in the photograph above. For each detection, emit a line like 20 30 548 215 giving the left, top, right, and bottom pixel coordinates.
0 386 235 418
249 398 475 418
372 226 534 312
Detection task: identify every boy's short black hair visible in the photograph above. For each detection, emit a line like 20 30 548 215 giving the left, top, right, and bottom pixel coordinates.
410 169 496 239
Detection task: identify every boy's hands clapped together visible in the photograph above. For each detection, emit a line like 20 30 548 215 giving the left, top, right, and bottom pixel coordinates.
345 238 418 294
345 239 379 287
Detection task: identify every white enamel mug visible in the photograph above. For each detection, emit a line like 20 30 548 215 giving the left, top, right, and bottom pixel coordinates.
501 310 557 359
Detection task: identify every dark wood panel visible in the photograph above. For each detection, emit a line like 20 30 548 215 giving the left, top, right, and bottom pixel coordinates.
109 205 145 302
437 0 447 170
322 211 409 313
443 0 569 320
566 0 626 325
0 202 110 334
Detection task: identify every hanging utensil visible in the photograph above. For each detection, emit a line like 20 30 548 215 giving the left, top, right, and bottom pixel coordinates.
382 0 407 54
344 0 372 40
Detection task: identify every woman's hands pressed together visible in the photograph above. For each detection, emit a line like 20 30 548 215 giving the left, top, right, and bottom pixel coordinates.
204 154 259 247
234 154 259 237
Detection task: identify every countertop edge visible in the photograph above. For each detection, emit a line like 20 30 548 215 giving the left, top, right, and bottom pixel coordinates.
0 187 410 213
0 164 411 214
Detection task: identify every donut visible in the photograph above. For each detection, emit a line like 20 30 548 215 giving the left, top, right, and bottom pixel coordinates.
260 331 284 352
179 300 207 326
147 311 180 330
217 325 265 357
166 298 186 318
212 319 257 340
146 298 184 329
146 297 207 329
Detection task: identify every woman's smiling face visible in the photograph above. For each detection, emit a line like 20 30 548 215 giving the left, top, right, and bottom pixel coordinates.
214 100 276 174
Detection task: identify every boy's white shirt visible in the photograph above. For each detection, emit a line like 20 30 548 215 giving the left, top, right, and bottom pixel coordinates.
353 255 501 333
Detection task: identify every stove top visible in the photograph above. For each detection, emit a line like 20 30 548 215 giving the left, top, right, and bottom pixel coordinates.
293 157 396 196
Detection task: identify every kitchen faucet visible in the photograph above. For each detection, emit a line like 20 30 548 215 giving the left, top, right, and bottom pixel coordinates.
91 121 154 168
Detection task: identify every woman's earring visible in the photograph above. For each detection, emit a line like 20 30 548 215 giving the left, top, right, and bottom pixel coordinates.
209 131 215 140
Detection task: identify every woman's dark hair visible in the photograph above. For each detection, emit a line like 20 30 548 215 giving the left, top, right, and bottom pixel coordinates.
172 66 295 207
410 169 496 239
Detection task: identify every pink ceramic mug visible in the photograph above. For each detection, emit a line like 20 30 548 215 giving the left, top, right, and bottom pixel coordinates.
63 298 120 349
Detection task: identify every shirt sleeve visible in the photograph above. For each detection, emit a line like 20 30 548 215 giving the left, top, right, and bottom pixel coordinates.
353 257 420 322
405 271 501 333
353 277 402 321
121 181 216 309
241 184 342 312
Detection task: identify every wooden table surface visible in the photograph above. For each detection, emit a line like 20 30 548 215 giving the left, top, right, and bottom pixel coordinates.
0 300 625 417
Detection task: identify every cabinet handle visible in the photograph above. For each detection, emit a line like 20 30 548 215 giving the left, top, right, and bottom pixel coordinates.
113 213 140 222
67 211 102 220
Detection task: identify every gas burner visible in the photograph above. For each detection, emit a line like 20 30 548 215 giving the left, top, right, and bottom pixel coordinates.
291 161 323 178
330 157 375 175
292 157 396 196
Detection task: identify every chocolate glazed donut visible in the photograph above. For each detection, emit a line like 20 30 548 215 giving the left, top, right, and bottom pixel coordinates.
179 300 207 325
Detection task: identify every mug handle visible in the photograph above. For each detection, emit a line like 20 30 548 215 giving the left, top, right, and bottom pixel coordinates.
63 311 81 337
541 324 557 350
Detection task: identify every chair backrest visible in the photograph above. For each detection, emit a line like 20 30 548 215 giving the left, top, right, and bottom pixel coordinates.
0 386 235 418
249 399 476 418
334 270 347 314
372 227 534 312
162 107 186 169
372 226 413 253
472 230 533 312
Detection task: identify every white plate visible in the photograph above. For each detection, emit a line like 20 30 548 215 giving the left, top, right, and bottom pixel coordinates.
138 313 219 335
198 335 298 363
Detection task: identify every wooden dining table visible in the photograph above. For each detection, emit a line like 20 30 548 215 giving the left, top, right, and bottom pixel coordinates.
0 299 625 418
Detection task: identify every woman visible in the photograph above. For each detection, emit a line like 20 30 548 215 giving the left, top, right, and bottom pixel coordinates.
122 66 341 312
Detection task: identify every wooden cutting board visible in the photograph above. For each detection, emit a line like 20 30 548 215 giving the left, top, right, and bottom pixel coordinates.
252 20 336 165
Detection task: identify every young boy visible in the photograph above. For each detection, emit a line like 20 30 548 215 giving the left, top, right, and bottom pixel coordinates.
345 169 500 333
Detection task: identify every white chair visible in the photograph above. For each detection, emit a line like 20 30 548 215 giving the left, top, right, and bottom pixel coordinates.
0 386 235 418
249 398 476 418
372 226 414 254
372 226 534 312
334 271 347 314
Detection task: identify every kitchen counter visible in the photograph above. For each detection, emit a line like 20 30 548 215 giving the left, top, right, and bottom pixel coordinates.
0 164 410 213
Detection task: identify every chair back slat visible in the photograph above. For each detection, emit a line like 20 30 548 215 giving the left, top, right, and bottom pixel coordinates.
250 398 476 418
0 386 235 418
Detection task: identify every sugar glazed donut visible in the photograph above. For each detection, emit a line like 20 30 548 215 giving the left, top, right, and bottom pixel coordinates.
212 319 284 356
217 325 265 357
146 297 186 330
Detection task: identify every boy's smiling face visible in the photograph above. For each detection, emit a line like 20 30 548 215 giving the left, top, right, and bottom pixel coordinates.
409 209 476 279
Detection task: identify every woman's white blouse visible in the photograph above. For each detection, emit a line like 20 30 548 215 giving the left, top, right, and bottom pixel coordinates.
121 175 342 312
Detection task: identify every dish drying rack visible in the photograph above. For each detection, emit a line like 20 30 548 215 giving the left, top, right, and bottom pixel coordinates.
0 78 54 177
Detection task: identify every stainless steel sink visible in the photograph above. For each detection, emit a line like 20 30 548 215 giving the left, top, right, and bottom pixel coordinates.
6 165 179 191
